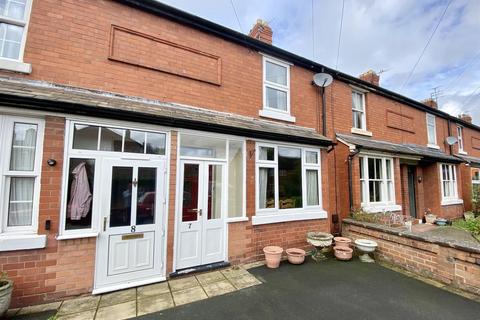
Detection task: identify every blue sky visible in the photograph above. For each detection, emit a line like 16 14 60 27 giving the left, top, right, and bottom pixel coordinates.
158 0 480 124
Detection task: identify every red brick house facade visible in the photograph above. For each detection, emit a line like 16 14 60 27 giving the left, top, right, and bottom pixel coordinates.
0 0 478 308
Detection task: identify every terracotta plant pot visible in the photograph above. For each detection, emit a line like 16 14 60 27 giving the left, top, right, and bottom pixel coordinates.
425 214 437 224
263 246 283 269
285 248 306 265
333 246 353 261
333 236 352 248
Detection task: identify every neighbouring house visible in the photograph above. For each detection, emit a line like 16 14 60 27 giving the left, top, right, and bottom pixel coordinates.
0 0 479 308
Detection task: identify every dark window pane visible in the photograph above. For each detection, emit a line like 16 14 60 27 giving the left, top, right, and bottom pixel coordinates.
259 147 274 161
137 167 156 225
359 157 364 179
66 158 95 230
124 130 145 153
146 132 166 155
100 127 124 152
368 158 375 179
259 167 275 209
182 164 199 222
110 167 133 227
375 159 382 179
278 147 302 209
73 124 99 150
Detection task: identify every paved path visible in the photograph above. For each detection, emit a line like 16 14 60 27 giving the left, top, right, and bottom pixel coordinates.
139 259 480 320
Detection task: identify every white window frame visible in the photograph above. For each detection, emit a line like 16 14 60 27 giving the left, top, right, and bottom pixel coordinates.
352 90 367 131
259 55 295 123
440 163 463 206
0 0 33 73
254 142 326 225
457 125 466 154
359 155 401 213
426 114 438 148
58 120 170 239
0 115 46 251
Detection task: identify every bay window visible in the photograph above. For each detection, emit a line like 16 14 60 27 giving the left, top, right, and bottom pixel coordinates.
440 164 461 205
0 115 45 250
255 143 325 224
359 156 397 211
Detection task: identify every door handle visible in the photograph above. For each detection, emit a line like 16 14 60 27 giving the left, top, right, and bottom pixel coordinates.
192 208 202 216
103 217 107 232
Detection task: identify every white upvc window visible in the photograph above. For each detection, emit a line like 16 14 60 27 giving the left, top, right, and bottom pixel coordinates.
0 0 33 73
259 55 295 122
359 156 399 212
0 115 46 251
352 91 366 130
254 143 325 225
426 114 438 148
457 126 465 154
440 164 461 205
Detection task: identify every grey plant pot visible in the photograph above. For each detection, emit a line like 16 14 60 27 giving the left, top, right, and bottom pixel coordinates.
0 280 13 317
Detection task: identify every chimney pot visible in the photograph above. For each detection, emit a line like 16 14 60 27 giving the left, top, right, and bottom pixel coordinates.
459 113 473 123
359 70 380 86
248 19 273 44
421 98 438 109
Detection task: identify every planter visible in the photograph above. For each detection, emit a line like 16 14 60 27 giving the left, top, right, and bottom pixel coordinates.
285 248 306 265
425 214 437 224
354 239 378 263
435 218 448 226
333 246 353 261
0 280 13 317
306 232 333 262
263 246 283 269
464 212 475 221
333 236 352 248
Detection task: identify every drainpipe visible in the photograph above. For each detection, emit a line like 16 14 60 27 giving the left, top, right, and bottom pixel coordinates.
321 67 328 137
447 119 453 155
348 148 361 213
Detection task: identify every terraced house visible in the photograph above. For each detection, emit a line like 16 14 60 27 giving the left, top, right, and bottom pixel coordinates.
0 0 479 308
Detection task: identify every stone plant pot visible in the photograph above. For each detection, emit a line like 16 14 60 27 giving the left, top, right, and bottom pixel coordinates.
333 237 352 248
425 214 437 224
263 246 283 269
0 280 13 317
333 246 353 261
285 248 306 265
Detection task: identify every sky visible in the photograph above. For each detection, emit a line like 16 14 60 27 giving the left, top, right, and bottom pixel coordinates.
158 0 480 124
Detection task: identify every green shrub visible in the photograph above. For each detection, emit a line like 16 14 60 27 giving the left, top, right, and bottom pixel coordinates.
453 217 480 240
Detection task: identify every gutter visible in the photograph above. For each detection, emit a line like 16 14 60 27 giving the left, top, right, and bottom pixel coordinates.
348 148 361 212
116 0 480 133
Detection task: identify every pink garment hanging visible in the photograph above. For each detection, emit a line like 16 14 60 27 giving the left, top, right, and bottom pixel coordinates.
67 162 92 220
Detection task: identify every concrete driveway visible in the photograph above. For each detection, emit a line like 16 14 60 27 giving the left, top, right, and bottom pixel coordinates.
139 259 480 320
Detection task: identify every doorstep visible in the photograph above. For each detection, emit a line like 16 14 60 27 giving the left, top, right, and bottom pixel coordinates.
6 265 263 320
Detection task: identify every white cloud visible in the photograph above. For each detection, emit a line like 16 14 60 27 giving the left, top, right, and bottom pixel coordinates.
158 0 480 124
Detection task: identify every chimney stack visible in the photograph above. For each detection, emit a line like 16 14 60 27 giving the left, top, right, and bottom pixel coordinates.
359 70 380 86
248 19 273 45
459 113 472 123
421 98 438 109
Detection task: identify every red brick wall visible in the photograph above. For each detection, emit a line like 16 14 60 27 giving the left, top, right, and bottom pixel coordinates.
0 116 95 308
343 222 480 296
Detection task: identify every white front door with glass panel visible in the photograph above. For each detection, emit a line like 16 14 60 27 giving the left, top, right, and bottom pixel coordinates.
95 159 166 291
176 160 226 270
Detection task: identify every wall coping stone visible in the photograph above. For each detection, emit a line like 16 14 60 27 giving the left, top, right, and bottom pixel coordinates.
343 219 480 254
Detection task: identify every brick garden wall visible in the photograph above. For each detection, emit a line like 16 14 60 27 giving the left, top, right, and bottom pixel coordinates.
343 220 480 296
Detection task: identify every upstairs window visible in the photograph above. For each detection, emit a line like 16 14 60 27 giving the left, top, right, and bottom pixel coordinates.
260 56 295 122
457 126 465 153
0 0 32 73
352 91 366 130
426 114 437 147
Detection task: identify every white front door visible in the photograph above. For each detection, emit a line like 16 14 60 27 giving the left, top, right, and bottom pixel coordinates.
95 159 166 292
176 160 226 270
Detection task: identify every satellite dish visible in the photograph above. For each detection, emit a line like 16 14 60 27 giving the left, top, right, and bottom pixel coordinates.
313 73 333 87
446 136 458 146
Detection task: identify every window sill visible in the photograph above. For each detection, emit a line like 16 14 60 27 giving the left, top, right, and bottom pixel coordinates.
227 217 249 223
56 232 98 240
259 109 296 123
441 199 464 206
427 144 440 149
351 128 372 137
0 59 32 74
0 234 46 252
252 209 327 226
458 150 468 155
362 204 402 213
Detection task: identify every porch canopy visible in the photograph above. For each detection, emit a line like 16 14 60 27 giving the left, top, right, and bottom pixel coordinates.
0 77 332 147
456 154 480 168
337 133 462 164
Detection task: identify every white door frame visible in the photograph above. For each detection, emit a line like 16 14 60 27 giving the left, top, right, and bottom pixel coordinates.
93 158 167 294
174 159 228 271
